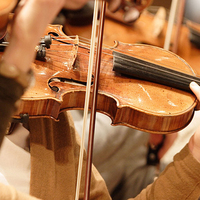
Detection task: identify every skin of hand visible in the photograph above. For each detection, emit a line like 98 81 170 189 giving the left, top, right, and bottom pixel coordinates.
2 0 66 73
107 0 149 23
108 0 121 12
64 0 89 10
149 132 178 159
188 81 200 162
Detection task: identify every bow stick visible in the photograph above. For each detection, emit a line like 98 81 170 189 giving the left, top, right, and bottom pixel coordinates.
75 0 106 200
84 1 106 199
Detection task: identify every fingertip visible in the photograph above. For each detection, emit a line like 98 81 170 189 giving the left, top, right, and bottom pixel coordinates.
108 0 121 13
190 81 200 92
123 7 140 23
190 81 199 88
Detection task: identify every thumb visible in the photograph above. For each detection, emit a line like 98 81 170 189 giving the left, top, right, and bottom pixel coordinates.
190 81 200 101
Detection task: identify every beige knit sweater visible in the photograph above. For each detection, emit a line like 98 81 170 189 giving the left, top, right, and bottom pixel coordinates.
1 112 200 199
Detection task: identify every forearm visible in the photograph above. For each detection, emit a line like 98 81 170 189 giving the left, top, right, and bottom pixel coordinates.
0 0 66 144
130 144 200 200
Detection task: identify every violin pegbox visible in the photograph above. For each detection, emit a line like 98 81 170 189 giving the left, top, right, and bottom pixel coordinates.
35 35 52 60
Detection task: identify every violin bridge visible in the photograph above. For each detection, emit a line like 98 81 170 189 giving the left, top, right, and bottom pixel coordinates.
71 35 79 68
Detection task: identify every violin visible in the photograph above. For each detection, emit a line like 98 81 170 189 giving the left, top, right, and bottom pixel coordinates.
0 1 199 133
6 24 198 134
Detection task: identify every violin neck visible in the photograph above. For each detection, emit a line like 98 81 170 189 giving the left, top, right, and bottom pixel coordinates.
113 51 200 93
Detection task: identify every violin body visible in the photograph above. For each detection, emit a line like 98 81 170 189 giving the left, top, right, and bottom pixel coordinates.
12 25 198 134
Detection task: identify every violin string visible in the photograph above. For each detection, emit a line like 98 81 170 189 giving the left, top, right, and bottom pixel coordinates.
45 50 200 83
46 49 111 67
45 52 200 92
53 36 181 70
50 35 116 49
46 46 200 80
113 51 200 89
74 0 99 199
44 35 200 81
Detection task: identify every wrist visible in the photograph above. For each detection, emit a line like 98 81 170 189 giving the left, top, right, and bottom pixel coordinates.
3 36 36 73
0 60 34 90
188 134 200 163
